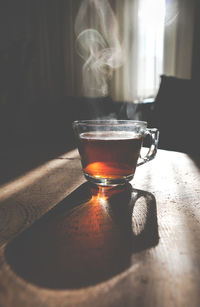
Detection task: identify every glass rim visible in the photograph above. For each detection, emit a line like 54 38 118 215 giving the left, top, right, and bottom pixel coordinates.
73 119 147 127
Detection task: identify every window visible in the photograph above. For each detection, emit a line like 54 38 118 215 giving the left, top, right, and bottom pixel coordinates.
136 0 166 100
113 0 166 102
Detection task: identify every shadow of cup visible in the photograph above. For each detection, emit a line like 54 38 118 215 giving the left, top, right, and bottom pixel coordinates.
5 183 159 289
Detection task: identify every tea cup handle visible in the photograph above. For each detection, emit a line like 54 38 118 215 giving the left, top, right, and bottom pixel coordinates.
137 128 159 166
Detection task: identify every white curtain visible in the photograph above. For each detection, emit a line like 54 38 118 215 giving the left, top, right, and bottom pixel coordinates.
112 0 195 102
163 0 195 78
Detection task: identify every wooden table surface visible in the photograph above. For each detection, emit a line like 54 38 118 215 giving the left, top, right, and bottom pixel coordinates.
0 147 200 307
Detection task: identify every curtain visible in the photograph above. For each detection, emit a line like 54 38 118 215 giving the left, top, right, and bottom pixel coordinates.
112 0 195 102
112 0 165 102
34 0 83 100
163 0 195 78
24 0 195 102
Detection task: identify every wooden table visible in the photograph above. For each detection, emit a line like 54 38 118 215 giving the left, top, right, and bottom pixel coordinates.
0 147 200 307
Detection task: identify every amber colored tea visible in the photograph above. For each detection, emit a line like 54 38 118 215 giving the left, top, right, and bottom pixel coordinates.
78 131 143 179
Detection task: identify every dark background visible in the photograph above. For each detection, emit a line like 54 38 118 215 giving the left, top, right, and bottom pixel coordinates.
0 0 200 155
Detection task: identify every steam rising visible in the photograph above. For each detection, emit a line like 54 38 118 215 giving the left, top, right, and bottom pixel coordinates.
75 0 123 97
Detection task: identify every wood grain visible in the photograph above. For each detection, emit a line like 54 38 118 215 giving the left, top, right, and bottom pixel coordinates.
0 148 200 307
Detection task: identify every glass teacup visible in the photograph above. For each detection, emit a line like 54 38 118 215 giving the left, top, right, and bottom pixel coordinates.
73 120 159 186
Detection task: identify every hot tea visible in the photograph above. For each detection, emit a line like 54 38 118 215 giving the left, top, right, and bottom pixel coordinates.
78 131 143 180
73 120 159 186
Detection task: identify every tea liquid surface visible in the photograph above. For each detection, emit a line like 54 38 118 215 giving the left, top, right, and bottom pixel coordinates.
78 131 142 179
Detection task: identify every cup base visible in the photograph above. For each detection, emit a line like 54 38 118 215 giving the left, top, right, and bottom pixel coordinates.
84 173 134 186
